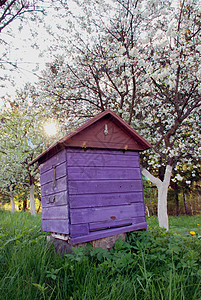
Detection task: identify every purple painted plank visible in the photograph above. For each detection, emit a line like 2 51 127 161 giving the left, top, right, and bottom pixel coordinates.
68 166 141 181
89 218 132 231
69 192 144 208
71 222 147 244
70 224 89 237
70 203 144 224
67 148 139 156
132 216 146 224
40 163 66 185
42 191 68 208
67 151 140 168
68 180 143 195
42 219 69 234
41 176 67 197
129 192 144 203
42 205 68 219
40 149 66 174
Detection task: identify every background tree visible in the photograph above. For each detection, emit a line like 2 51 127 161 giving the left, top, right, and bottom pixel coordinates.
0 85 59 214
38 0 201 229
136 0 201 229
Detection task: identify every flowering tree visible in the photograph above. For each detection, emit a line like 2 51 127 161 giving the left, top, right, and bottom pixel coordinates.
0 87 49 214
37 0 200 229
134 0 201 229
38 0 145 127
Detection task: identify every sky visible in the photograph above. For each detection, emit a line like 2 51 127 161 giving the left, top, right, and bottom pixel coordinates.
0 0 85 107
0 0 179 109
0 0 116 109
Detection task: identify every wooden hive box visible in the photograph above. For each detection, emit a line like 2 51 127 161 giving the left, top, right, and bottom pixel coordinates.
30 110 151 245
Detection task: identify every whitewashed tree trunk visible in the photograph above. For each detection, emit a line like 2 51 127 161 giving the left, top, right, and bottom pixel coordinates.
30 183 36 216
142 165 172 230
145 206 150 217
10 192 15 213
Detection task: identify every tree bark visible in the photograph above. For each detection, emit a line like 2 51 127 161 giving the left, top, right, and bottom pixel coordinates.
183 192 190 215
175 188 179 216
10 191 15 213
23 199 27 211
142 165 172 230
30 177 36 216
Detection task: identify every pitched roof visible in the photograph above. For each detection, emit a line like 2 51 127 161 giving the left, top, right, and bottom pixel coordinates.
30 109 151 165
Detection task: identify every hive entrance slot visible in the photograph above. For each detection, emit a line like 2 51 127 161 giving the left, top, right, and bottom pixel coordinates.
89 222 132 232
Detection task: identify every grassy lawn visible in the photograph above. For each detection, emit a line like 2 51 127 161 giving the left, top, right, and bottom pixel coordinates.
147 215 201 237
0 210 201 299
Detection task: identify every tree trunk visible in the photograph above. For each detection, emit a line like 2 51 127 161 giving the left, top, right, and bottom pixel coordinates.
23 199 27 211
174 182 179 216
175 192 179 216
183 192 190 215
10 192 15 213
142 165 172 230
36 202 41 213
145 205 150 217
30 176 36 216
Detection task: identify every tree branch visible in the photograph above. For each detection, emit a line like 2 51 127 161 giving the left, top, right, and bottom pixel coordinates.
141 168 162 188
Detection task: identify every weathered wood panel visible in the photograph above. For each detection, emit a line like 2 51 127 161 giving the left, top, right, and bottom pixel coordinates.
42 191 68 208
68 180 143 195
132 216 146 224
67 148 139 155
69 192 144 208
42 219 69 234
68 166 141 181
65 117 143 150
40 146 146 240
70 203 144 224
89 218 132 231
70 224 89 237
41 176 67 197
40 149 66 174
67 150 140 168
40 162 66 185
89 216 145 232
71 222 147 244
42 205 68 219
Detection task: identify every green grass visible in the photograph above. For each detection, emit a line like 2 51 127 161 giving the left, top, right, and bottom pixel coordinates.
0 210 201 299
147 215 201 237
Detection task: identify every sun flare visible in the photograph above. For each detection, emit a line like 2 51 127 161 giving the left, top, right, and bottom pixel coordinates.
44 120 58 136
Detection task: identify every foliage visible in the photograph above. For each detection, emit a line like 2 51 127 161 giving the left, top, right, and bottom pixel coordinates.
0 88 59 206
36 0 201 229
0 0 45 34
0 210 201 299
0 0 49 96
39 0 201 168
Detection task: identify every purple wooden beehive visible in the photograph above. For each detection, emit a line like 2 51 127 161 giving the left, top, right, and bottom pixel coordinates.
31 110 151 244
